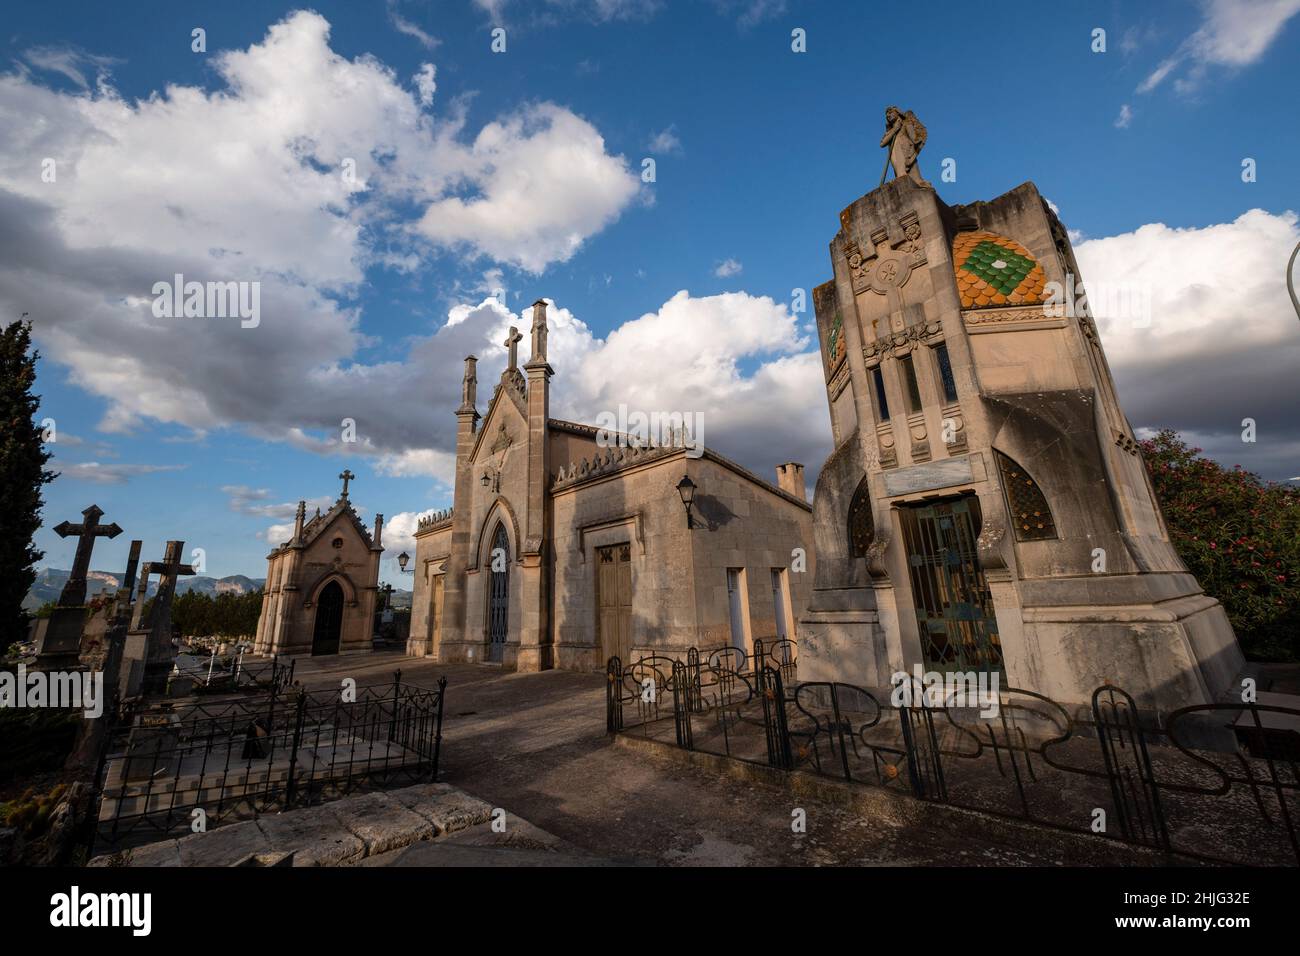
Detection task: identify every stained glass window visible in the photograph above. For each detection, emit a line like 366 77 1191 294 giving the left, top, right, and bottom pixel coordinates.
872 368 890 422
995 451 1057 541
899 354 923 413
934 343 958 404
848 477 874 558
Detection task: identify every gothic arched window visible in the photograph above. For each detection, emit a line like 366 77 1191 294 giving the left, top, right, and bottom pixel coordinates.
847 477 874 557
995 451 1057 541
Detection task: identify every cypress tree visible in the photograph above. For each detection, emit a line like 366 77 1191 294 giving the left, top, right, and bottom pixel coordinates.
0 320 57 651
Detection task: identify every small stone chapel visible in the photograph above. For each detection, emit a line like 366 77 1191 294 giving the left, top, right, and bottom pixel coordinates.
253 471 383 656
407 300 814 672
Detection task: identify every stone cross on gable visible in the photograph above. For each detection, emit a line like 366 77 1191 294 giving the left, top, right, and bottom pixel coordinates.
504 326 523 370
339 469 355 498
53 504 122 607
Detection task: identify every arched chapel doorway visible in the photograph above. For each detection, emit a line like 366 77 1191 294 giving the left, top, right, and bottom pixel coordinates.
312 579 344 655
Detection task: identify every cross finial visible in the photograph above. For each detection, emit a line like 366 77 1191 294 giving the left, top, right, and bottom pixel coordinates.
339 469 355 497
504 326 523 370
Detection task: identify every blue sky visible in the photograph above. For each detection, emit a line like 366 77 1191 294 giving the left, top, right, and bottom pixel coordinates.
6 0 1298 581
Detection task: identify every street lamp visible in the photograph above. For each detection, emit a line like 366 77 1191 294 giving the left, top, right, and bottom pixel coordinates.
1289 238 1300 323
397 551 413 574
676 474 697 529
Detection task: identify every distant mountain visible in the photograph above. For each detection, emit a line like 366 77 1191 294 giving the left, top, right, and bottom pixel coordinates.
24 568 265 610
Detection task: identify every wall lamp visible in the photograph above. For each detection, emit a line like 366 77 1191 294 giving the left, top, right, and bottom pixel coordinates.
676 474 697 529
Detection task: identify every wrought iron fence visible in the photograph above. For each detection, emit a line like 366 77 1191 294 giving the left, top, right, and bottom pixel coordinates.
89 670 446 854
607 646 1300 867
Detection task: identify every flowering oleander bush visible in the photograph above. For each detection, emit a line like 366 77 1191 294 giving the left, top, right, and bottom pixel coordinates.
1141 429 1300 662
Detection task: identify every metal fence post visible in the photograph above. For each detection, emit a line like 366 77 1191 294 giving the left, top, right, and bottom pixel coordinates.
671 660 693 750
285 690 308 807
760 665 793 770
389 668 402 743
606 656 623 733
830 683 852 781
432 676 447 780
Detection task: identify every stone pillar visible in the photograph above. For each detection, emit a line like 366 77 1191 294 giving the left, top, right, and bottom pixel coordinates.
519 300 555 672
440 356 480 663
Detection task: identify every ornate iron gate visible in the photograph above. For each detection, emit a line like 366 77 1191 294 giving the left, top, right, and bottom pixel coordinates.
898 497 1003 673
487 524 509 662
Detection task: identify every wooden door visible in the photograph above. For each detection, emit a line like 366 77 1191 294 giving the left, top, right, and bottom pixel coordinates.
597 544 632 664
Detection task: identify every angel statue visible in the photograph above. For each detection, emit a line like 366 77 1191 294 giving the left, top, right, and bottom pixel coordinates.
879 106 931 188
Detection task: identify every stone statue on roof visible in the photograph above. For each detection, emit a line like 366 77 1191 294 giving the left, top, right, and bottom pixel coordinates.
880 106 931 188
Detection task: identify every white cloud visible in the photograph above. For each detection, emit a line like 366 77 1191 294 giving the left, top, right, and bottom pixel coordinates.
1076 207 1300 478
413 62 437 106
57 461 186 484
224 485 332 520
1115 104 1133 128
0 11 639 476
21 46 120 89
414 103 639 273
1138 0 1300 93
713 0 788 27
473 0 662 23
714 258 743 277
380 510 431 557
388 2 440 49
648 125 683 154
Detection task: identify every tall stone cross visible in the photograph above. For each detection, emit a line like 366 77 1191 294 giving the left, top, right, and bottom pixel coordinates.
339 469 355 498
504 326 523 370
53 504 122 607
125 541 195 694
130 540 196 632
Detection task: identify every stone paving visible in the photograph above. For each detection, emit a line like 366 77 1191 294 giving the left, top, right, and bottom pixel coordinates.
91 782 501 867
284 652 1161 866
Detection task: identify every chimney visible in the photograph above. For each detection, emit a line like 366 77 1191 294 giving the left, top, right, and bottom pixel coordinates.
373 514 384 549
776 462 806 502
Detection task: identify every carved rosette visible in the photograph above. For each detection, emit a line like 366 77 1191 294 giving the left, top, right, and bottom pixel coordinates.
847 213 927 298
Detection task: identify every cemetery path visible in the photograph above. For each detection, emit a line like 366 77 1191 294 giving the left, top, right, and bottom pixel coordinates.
289 653 1131 866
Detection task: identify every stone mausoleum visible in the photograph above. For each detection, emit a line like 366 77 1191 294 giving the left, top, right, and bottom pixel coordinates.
800 126 1244 713
253 472 383 656
407 300 813 672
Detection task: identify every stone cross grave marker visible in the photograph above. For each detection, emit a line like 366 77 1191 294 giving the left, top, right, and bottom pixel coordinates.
52 504 122 607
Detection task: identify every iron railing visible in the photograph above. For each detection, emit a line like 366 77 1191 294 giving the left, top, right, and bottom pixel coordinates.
89 670 446 854
173 651 296 695
607 645 1300 867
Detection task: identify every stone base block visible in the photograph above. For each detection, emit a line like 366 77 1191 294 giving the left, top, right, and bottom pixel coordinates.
1015 593 1245 714
797 610 889 688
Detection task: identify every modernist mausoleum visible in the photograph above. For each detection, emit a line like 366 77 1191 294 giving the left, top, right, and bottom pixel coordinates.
800 121 1244 713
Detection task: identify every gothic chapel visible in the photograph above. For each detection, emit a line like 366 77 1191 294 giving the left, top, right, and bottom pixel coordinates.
408 300 815 671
